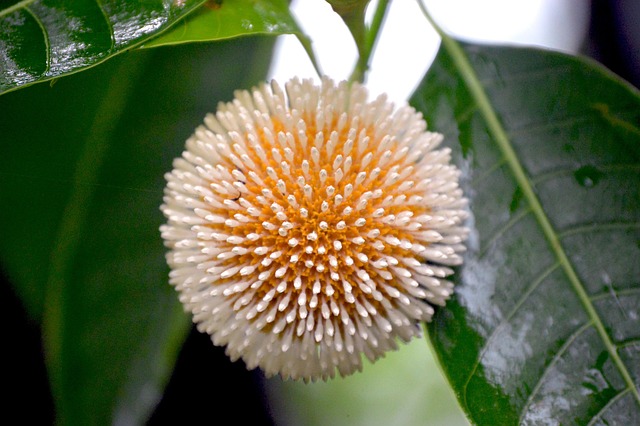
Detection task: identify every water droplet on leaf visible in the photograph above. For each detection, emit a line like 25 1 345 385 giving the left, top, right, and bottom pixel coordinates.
574 165 603 188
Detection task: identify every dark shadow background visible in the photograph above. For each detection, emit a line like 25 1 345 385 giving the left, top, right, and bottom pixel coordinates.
2 1 638 424
147 328 275 425
587 0 640 88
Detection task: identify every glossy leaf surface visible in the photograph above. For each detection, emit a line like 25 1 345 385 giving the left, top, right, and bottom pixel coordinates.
0 36 274 424
0 0 298 95
411 41 640 424
0 0 204 94
144 0 300 47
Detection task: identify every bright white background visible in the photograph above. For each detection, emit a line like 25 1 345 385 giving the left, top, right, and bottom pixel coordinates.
269 0 591 104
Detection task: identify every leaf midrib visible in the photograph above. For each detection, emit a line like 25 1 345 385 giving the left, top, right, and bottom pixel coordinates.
418 0 640 411
0 0 35 18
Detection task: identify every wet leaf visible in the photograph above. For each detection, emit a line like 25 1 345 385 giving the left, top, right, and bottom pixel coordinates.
0 0 203 94
144 0 301 47
0 0 298 95
411 41 640 424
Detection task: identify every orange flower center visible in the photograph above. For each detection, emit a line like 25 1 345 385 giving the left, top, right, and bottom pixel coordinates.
199 113 429 324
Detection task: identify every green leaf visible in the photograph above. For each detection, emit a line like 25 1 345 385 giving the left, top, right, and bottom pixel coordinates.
0 0 299 96
0 0 207 95
143 0 301 48
0 36 275 424
411 40 640 424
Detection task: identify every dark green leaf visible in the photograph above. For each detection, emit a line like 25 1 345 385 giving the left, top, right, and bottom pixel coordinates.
0 0 299 96
0 36 275 424
411 41 640 424
0 0 207 95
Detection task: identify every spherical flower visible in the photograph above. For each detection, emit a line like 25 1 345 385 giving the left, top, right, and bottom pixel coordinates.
160 77 468 381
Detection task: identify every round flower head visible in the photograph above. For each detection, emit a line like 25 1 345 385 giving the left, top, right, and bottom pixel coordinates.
160 77 467 381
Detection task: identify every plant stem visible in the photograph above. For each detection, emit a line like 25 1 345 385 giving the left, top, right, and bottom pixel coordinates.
348 0 390 83
338 3 366 83
365 0 390 57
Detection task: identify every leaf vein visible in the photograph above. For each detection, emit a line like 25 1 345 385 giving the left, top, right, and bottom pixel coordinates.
559 221 640 238
532 164 640 186
589 287 640 303
473 157 507 184
479 207 532 257
23 5 50 75
507 114 592 137
586 387 632 426
454 103 477 125
518 321 594 424
461 262 561 408
507 104 640 137
617 338 640 350
475 65 573 88
94 0 115 52
418 2 640 407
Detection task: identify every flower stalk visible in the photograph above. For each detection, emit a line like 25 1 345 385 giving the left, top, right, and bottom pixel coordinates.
326 0 391 83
